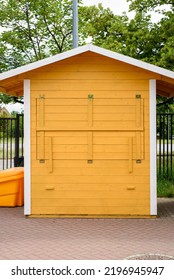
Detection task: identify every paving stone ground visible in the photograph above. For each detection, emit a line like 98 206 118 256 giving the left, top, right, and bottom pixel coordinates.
0 198 174 260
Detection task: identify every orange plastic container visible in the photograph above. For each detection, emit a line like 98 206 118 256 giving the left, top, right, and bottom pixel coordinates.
0 167 24 207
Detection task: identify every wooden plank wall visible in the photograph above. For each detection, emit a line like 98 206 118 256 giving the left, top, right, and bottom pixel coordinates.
29 52 153 216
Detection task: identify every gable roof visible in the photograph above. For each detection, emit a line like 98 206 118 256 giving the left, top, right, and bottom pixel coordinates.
1 44 174 80
0 44 174 97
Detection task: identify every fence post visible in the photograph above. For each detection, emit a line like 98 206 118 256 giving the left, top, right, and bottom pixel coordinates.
14 114 20 167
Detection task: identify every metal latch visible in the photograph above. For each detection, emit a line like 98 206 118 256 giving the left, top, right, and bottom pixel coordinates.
88 94 94 99
39 95 45 99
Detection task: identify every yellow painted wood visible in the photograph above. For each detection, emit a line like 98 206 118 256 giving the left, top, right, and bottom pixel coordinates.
127 186 136 190
31 159 150 172
128 137 133 173
31 79 149 91
94 107 136 114
135 96 141 127
32 196 149 206
31 185 150 196
32 174 150 184
20 71 159 80
32 184 149 195
35 97 141 106
33 130 147 139
88 132 93 161
38 96 45 160
29 52 151 217
136 132 141 160
38 96 45 127
32 190 138 199
45 105 88 114
49 137 53 173
44 98 88 106
141 132 145 159
31 205 150 216
45 186 55 190
31 90 149 99
38 132 45 160
45 113 87 121
32 153 141 160
29 214 156 219
31 166 150 177
88 95 93 127
36 126 144 132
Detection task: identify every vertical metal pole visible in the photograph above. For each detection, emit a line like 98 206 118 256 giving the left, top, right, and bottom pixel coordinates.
21 114 24 157
10 119 13 168
159 114 162 175
14 114 20 167
3 119 5 170
162 114 166 176
167 114 169 177
170 114 173 178
73 0 78 48
6 119 9 169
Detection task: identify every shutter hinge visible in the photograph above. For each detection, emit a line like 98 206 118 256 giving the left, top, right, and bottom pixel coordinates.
88 94 94 99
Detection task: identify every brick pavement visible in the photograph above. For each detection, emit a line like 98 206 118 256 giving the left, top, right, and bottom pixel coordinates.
0 198 174 260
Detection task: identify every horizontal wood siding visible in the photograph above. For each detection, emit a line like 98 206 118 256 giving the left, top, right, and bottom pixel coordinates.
30 52 152 216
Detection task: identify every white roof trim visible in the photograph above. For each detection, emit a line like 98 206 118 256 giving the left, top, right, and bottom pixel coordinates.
89 45 174 79
0 45 89 80
0 44 174 81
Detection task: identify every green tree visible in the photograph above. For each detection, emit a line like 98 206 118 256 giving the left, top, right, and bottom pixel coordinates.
80 1 174 71
79 4 160 63
79 4 130 53
0 0 82 104
128 0 172 13
0 0 81 66
0 0 173 107
128 0 174 70
0 94 15 106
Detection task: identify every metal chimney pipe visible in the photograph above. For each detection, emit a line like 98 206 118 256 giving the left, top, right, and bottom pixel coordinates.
72 0 78 48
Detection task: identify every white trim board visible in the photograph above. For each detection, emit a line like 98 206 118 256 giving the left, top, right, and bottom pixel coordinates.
150 80 157 215
24 80 31 215
0 44 174 81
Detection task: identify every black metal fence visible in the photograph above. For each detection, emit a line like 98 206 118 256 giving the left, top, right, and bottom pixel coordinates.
0 114 24 170
157 113 174 181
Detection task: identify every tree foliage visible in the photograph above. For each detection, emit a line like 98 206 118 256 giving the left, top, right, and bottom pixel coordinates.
0 0 174 107
81 2 174 71
0 93 14 105
0 0 80 68
80 4 130 53
128 0 174 70
0 0 82 104
0 0 173 71
128 0 173 12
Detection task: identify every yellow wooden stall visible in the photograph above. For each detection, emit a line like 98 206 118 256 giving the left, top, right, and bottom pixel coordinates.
0 45 174 217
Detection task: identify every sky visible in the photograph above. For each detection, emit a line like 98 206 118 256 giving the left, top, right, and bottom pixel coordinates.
5 103 23 114
83 0 135 18
82 0 169 22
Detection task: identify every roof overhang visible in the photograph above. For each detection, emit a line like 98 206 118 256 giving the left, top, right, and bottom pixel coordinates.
0 44 174 97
